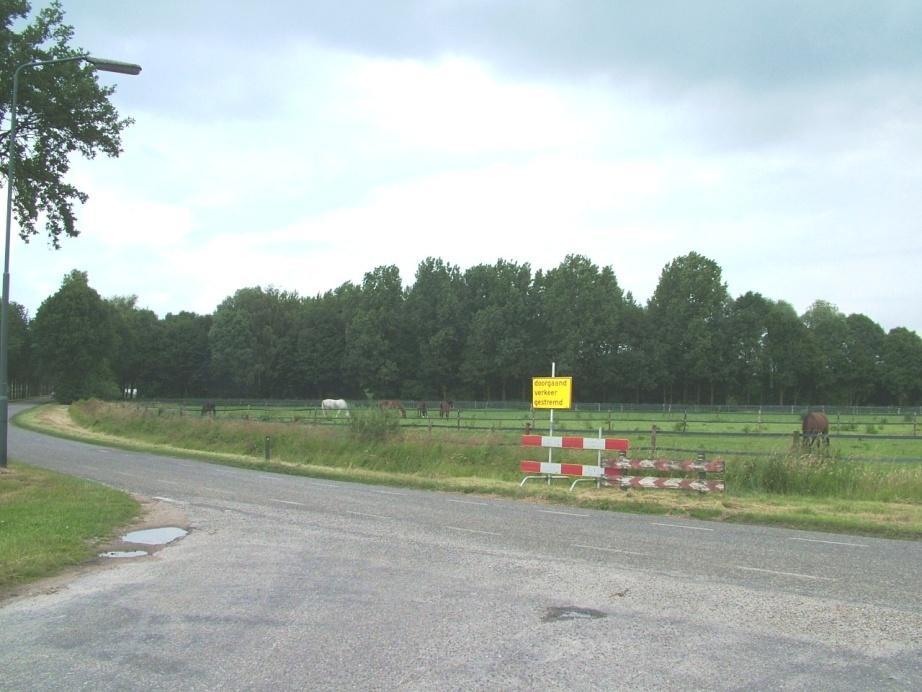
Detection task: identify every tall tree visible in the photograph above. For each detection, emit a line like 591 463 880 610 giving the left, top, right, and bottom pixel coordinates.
0 1 136 246
6 300 31 391
404 258 464 399
725 292 772 404
880 327 922 406
763 300 812 406
209 286 301 397
532 255 624 401
843 313 885 405
801 300 849 403
646 252 729 403
342 266 405 398
156 311 211 398
107 295 160 398
31 269 117 402
460 260 534 400
295 283 358 398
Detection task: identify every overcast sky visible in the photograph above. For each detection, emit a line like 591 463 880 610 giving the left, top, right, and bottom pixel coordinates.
9 1 922 334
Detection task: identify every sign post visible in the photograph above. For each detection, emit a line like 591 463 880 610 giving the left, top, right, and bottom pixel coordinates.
532 363 573 465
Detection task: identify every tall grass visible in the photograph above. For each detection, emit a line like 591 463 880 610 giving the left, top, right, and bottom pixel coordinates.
727 451 922 502
71 400 524 482
70 400 922 504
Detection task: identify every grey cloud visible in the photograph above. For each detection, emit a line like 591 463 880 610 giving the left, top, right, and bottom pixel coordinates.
64 1 922 88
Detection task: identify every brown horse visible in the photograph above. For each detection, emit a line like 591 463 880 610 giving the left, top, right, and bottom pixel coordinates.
439 400 453 418
201 400 216 417
378 400 406 418
417 402 428 418
802 412 829 447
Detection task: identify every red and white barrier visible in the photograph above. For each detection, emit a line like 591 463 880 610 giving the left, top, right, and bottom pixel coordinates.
602 458 725 473
518 457 725 493
521 435 629 452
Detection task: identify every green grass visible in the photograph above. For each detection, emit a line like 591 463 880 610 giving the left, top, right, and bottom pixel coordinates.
0 463 140 591
135 400 922 463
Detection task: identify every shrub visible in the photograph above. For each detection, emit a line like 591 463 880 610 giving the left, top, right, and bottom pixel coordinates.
348 408 401 441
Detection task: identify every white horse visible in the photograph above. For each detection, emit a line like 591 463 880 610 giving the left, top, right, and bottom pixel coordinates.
321 398 350 417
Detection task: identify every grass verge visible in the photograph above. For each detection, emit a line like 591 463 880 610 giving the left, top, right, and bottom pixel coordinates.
14 401 922 540
0 462 140 591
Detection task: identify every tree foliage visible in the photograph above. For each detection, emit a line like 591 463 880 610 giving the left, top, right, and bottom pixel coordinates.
31 269 118 402
0 1 134 246
18 257 922 407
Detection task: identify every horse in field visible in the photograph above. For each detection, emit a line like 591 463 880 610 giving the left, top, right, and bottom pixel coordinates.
321 398 350 417
802 411 830 447
417 402 428 418
378 400 406 418
439 400 453 419
201 400 216 417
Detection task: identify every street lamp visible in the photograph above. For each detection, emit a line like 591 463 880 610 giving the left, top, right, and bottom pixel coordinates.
0 55 141 467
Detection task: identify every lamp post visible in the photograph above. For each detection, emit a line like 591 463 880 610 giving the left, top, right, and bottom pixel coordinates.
0 55 141 468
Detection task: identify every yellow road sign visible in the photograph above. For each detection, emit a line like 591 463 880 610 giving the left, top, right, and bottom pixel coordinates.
532 377 573 409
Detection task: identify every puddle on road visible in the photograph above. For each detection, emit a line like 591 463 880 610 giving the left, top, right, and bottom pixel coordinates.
121 527 188 545
542 606 607 623
99 550 149 559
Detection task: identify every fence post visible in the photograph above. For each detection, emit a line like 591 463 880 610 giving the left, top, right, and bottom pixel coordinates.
457 409 461 430
651 425 657 456
607 408 612 432
792 430 800 447
264 436 271 461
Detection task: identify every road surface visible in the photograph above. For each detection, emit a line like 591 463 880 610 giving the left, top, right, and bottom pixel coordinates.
1 403 920 690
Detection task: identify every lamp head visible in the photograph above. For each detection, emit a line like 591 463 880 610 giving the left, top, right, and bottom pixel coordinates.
85 57 142 75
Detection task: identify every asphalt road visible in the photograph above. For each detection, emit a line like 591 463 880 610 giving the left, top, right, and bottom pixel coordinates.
1 403 920 690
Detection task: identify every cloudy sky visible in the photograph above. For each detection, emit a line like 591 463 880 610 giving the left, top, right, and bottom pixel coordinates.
10 1 922 334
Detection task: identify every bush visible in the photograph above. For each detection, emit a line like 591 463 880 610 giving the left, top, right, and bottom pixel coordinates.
348 408 401 441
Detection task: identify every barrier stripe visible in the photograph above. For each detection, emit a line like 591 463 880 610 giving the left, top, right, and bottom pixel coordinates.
602 458 725 473
521 435 630 452
519 460 725 493
520 461 620 478
606 476 725 493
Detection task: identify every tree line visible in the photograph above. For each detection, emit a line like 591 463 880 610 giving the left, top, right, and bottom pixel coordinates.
11 253 922 406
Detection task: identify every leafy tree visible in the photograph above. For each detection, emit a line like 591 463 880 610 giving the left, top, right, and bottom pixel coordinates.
209 286 301 397
295 283 358 398
530 255 624 401
880 327 922 406
725 292 772 404
404 258 465 399
801 300 849 403
0 1 136 246
7 300 31 390
342 266 405 398
156 311 211 398
107 295 159 398
31 269 118 402
646 252 729 403
606 294 653 403
458 260 534 400
843 314 885 405
763 300 812 406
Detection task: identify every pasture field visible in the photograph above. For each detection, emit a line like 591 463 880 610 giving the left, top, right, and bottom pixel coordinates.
140 399 922 463
18 400 921 539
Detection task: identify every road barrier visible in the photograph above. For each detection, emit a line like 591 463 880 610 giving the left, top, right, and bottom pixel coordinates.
600 456 725 493
519 434 724 492
519 434 630 489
